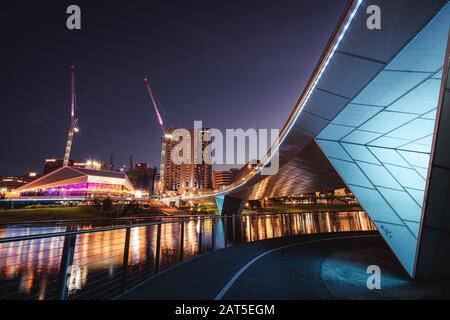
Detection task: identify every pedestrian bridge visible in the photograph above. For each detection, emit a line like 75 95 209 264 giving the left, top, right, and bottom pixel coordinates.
161 0 450 282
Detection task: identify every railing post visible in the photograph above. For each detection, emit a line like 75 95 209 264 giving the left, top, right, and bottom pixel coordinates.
256 215 260 241
57 225 77 300
198 219 203 255
179 221 184 262
154 223 162 274
146 224 153 271
241 216 245 243
223 216 228 248
122 227 131 290
271 214 275 238
288 214 293 235
263 216 268 240
249 216 253 242
211 216 215 251
232 215 236 244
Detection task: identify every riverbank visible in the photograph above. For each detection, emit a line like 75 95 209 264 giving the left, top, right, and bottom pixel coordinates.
0 206 110 223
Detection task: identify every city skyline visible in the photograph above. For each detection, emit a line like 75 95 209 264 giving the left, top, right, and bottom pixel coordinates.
0 0 347 175
1 0 450 304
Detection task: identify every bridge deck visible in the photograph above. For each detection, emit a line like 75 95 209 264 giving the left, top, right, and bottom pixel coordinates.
116 232 449 300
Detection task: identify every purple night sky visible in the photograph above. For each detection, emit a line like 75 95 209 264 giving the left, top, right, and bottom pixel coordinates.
0 0 347 175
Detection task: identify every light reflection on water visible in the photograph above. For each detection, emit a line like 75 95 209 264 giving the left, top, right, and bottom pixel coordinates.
0 211 375 299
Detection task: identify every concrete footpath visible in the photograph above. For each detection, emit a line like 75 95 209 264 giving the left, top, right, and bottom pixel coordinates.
116 231 449 300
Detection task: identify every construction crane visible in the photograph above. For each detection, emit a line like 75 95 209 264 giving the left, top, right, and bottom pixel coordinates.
144 76 173 196
63 65 79 167
144 76 172 134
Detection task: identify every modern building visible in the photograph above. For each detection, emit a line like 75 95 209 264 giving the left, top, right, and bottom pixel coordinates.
0 172 41 193
160 128 212 193
212 169 239 189
126 163 157 195
43 158 74 174
10 166 135 200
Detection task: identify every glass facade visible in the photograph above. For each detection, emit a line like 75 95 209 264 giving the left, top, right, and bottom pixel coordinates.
20 182 128 199
316 3 450 275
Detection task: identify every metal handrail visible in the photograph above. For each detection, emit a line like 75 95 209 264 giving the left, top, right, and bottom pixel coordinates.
0 212 298 243
0 211 375 300
0 213 205 227
0 212 366 243
0 216 209 243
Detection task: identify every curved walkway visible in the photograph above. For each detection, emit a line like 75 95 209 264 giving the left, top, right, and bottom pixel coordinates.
117 231 449 300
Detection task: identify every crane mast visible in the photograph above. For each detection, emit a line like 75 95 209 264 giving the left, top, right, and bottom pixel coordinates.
144 77 166 134
63 65 79 167
144 76 173 195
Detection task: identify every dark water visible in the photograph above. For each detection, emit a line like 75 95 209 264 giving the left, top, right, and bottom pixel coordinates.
0 211 375 300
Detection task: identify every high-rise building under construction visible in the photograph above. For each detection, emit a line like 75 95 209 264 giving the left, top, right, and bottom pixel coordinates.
160 128 212 194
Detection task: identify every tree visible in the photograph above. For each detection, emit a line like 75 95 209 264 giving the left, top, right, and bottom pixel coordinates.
92 198 101 209
102 197 113 212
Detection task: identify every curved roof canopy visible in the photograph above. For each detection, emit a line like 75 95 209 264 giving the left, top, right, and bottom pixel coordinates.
15 166 135 193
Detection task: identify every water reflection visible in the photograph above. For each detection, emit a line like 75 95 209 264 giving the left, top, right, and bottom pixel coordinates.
0 211 375 299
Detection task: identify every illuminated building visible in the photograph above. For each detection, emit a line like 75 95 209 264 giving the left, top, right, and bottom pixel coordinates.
10 166 134 200
126 163 157 195
1 176 27 193
212 169 239 189
161 128 212 193
73 160 106 170
0 172 41 193
43 158 74 174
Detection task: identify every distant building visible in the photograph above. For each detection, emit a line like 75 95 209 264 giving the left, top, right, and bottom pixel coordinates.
154 172 161 193
126 163 157 195
1 176 27 193
0 172 41 193
73 160 106 170
10 166 135 200
43 158 74 174
213 168 239 189
161 128 212 194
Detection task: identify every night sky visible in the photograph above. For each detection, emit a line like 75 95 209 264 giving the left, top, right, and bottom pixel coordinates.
0 0 347 176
